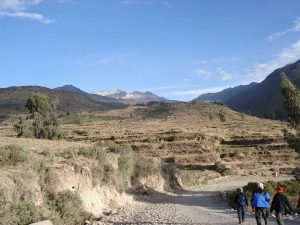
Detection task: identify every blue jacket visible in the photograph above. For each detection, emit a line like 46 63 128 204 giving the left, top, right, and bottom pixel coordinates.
235 193 249 207
251 189 270 208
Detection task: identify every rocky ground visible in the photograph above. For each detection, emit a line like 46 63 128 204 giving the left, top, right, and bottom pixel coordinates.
93 176 300 225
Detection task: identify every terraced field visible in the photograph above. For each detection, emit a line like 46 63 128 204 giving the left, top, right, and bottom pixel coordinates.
1 102 298 184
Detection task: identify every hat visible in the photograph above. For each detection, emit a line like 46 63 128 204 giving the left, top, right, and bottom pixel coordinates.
236 187 243 192
258 183 264 189
276 186 284 192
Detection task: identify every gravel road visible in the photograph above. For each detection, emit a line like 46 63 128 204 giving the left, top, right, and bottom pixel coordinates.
98 177 300 225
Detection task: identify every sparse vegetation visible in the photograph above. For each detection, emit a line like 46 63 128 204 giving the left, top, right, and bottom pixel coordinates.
219 109 226 122
0 145 28 166
0 201 44 225
50 190 89 225
63 114 125 125
133 153 160 178
0 100 298 224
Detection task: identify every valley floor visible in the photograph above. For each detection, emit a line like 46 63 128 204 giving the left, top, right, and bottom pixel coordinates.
98 176 300 225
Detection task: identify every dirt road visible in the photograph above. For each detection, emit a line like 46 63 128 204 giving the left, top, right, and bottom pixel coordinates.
99 177 299 225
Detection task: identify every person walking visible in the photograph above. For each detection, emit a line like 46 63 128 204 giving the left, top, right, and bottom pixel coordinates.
251 182 270 225
270 186 294 225
235 187 249 224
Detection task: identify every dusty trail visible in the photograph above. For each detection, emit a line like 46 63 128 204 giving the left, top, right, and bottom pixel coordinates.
176 177 299 225
100 177 299 225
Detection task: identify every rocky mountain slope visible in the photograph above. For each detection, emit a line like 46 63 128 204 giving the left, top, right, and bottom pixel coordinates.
0 86 126 114
194 60 300 119
94 89 173 104
54 85 122 103
194 82 257 102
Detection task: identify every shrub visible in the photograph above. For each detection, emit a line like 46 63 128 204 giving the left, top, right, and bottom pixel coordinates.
14 93 64 140
118 148 134 176
0 145 27 166
0 201 44 225
133 154 160 178
13 116 33 138
50 190 89 225
73 130 88 136
219 109 226 122
115 147 135 191
61 148 79 159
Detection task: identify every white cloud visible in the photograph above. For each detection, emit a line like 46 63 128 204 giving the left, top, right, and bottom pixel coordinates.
217 69 236 81
165 86 228 97
57 0 73 3
0 0 43 11
267 18 300 41
0 0 54 24
0 11 53 23
195 69 212 80
121 0 154 5
246 39 300 82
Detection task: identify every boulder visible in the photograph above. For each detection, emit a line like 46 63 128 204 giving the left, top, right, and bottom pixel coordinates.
29 220 53 225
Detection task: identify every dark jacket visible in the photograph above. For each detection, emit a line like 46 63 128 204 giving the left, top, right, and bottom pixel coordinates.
251 189 270 208
235 193 249 207
270 193 293 213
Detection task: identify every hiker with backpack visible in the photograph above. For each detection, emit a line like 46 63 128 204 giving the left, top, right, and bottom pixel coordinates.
235 187 249 224
251 182 270 225
270 186 294 225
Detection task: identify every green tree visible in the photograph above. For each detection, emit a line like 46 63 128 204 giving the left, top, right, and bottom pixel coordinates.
14 93 63 140
280 72 300 152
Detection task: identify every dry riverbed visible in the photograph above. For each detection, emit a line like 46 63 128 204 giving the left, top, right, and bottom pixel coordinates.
95 176 300 225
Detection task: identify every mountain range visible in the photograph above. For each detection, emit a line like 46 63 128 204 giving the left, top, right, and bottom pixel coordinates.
194 59 300 119
0 85 172 114
0 86 126 114
94 89 172 104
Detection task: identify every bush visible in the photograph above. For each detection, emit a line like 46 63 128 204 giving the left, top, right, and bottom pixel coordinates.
73 130 88 136
118 148 134 176
0 201 44 225
0 145 27 166
13 117 33 138
115 147 135 191
50 190 89 225
14 93 64 140
133 154 160 178
61 148 80 159
219 109 226 122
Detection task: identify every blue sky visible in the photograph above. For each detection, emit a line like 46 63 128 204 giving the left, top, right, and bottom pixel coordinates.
1 0 300 100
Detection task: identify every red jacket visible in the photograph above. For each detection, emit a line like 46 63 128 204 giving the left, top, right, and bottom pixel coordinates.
297 196 300 208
